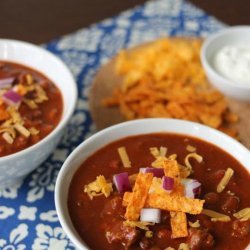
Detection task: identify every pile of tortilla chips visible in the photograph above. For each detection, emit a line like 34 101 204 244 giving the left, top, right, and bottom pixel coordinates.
104 38 238 137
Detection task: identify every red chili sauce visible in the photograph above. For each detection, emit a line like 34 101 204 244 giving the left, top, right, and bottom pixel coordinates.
0 61 63 157
68 133 250 250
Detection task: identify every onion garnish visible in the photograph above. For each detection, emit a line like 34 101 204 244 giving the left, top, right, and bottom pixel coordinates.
113 172 131 193
140 208 161 223
0 77 15 89
2 89 22 107
181 178 201 198
162 176 174 191
140 167 164 178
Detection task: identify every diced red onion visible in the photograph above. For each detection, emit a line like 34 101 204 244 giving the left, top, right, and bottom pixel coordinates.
2 90 22 107
181 178 201 198
139 167 164 178
0 77 15 89
162 176 174 191
113 172 131 193
140 208 161 223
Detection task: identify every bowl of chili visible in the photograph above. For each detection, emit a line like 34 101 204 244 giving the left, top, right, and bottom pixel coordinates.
55 118 250 250
0 39 77 188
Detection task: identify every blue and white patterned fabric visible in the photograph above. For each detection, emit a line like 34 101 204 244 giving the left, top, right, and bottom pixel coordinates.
0 0 225 249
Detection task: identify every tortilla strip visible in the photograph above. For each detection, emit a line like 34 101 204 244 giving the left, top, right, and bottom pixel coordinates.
170 211 188 238
125 173 153 221
148 193 204 214
123 192 204 215
123 191 131 206
163 159 188 237
163 159 180 178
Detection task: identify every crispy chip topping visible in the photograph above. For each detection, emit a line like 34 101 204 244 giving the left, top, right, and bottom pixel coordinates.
104 38 238 138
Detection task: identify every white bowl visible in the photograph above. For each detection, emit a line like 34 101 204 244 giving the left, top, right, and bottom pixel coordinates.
201 26 250 102
0 39 77 188
55 118 250 250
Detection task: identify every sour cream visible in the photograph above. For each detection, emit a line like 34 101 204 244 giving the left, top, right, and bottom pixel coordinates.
213 45 250 85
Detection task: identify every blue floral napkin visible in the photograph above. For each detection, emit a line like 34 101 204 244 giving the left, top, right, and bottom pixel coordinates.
0 0 225 249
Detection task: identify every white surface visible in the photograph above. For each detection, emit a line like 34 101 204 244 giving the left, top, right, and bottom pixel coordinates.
0 39 77 188
201 26 250 101
55 118 250 250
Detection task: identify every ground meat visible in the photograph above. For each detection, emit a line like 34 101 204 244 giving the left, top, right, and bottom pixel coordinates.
156 228 172 240
196 214 213 231
101 196 125 218
187 228 214 250
105 220 141 248
139 237 151 249
231 220 250 239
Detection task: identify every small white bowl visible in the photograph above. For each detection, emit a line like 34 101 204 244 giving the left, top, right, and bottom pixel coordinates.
0 39 77 188
201 26 250 102
55 118 250 250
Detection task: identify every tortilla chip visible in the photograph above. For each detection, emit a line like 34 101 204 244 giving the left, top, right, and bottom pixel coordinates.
125 173 153 221
147 193 204 215
170 211 188 238
163 159 180 180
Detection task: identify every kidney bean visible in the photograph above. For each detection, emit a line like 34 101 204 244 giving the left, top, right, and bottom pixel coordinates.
204 192 219 205
221 195 240 214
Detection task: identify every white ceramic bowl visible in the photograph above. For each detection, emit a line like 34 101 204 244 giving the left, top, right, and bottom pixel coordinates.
201 26 250 101
55 118 250 250
0 39 77 188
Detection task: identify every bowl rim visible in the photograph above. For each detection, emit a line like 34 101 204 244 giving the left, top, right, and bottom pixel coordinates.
0 38 78 161
55 118 250 250
201 25 250 91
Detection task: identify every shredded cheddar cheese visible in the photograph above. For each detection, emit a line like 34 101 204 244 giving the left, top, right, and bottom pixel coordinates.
217 168 234 193
150 147 161 158
145 230 153 238
178 243 190 250
233 208 250 221
202 209 231 222
188 220 200 228
186 145 196 152
184 152 203 171
123 220 154 230
84 175 113 199
118 146 131 168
